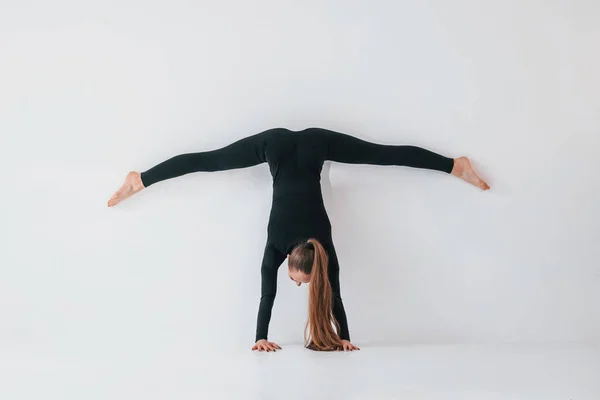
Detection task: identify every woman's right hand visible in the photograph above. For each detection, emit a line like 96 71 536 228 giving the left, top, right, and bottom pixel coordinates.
252 339 281 352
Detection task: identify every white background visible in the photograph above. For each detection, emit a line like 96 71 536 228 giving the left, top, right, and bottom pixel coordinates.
1 0 599 370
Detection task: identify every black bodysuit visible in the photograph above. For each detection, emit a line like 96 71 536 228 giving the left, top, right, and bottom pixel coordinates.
139 127 454 343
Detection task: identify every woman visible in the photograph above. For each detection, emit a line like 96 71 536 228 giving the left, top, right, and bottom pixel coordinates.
107 127 489 352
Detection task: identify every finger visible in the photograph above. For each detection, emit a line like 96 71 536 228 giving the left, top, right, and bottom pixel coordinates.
272 343 282 350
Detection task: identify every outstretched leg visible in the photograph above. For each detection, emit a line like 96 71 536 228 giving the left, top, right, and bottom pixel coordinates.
107 130 272 207
316 128 490 190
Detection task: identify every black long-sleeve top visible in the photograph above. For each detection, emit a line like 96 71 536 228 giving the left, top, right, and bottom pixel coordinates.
139 127 454 342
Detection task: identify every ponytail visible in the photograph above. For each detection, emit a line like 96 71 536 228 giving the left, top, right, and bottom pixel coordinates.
303 239 344 351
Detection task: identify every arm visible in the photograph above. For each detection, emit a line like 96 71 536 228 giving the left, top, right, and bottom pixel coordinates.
140 131 270 187
255 266 278 342
255 244 286 343
323 129 454 174
329 259 351 341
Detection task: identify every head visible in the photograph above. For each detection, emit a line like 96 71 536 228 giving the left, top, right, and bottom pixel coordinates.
288 238 344 351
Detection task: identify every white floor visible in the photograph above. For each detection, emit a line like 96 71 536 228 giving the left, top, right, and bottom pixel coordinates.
2 343 599 399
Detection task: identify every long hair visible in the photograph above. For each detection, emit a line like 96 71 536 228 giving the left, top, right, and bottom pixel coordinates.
288 238 344 351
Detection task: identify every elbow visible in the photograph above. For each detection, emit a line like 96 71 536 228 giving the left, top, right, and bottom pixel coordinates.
260 293 276 302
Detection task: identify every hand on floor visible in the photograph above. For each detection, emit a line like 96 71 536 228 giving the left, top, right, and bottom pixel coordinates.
252 339 281 352
341 340 360 351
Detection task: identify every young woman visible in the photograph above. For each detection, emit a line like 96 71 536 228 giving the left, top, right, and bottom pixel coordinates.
107 127 489 352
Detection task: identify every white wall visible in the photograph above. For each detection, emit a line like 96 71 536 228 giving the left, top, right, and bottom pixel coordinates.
1 0 599 361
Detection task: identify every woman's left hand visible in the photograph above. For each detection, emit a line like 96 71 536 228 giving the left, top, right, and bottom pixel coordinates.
341 340 360 351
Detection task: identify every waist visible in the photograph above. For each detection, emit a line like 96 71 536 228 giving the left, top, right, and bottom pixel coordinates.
272 180 323 200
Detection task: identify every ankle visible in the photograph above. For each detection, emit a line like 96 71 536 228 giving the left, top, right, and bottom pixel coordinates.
451 158 463 176
130 171 145 190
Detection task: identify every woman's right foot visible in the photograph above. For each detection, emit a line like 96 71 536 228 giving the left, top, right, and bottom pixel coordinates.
107 171 145 207
451 157 490 190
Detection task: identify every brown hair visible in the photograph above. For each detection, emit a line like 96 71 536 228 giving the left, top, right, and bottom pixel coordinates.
288 238 344 351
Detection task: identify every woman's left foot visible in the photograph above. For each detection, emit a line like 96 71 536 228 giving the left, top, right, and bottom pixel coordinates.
452 157 490 190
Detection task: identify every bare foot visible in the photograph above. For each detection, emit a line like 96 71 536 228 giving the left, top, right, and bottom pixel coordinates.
451 157 490 190
107 171 145 207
